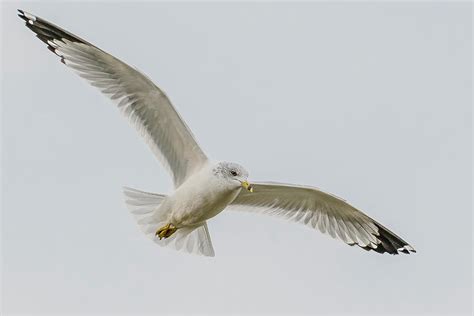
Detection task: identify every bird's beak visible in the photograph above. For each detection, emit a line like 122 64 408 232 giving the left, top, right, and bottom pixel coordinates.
241 180 253 192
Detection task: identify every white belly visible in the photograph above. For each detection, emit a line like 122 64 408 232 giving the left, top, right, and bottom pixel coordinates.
160 165 242 227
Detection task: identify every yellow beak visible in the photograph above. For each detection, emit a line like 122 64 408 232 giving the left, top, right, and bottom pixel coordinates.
241 180 253 192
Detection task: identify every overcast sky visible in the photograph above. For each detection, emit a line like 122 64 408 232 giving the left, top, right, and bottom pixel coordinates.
2 2 472 315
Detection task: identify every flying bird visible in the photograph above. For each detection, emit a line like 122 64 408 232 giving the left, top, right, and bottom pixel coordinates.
18 9 416 257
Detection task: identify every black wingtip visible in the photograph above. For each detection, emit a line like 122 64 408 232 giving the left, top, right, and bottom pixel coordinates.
371 223 416 255
17 9 28 22
356 221 416 255
18 9 91 48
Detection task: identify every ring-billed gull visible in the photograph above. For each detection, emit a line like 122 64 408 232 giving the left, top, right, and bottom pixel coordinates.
19 9 415 257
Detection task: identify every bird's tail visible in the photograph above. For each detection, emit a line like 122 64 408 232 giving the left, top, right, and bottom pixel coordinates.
123 186 215 257
123 186 168 229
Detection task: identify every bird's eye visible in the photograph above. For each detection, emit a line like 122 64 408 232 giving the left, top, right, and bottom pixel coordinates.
230 170 237 176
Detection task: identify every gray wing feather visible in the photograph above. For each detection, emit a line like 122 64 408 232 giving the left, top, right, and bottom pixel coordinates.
230 182 415 255
19 10 208 187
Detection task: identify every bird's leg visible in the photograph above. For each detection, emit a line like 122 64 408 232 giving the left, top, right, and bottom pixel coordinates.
155 223 177 240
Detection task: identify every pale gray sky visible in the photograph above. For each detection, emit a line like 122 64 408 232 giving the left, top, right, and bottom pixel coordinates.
2 2 472 315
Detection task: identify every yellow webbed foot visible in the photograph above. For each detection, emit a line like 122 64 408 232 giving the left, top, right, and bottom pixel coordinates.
155 223 177 240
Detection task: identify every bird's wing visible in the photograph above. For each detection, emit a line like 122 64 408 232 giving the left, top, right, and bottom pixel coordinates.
229 181 415 255
18 10 208 187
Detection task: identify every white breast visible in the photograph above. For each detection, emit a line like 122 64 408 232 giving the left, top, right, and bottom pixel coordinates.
164 163 241 227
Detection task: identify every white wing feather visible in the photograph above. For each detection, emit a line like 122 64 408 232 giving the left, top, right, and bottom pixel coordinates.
230 182 415 255
19 10 208 187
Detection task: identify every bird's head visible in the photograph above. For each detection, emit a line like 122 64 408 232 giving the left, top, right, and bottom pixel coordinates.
214 161 253 192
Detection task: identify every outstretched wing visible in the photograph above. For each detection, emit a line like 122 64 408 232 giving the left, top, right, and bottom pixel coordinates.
230 182 415 255
18 10 208 187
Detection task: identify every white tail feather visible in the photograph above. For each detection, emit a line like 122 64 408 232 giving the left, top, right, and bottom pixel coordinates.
123 187 215 257
159 223 215 257
123 186 166 215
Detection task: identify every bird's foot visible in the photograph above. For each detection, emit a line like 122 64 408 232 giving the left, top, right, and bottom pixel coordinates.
155 223 177 240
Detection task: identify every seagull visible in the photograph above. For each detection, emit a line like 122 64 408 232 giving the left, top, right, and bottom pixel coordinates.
18 9 416 257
